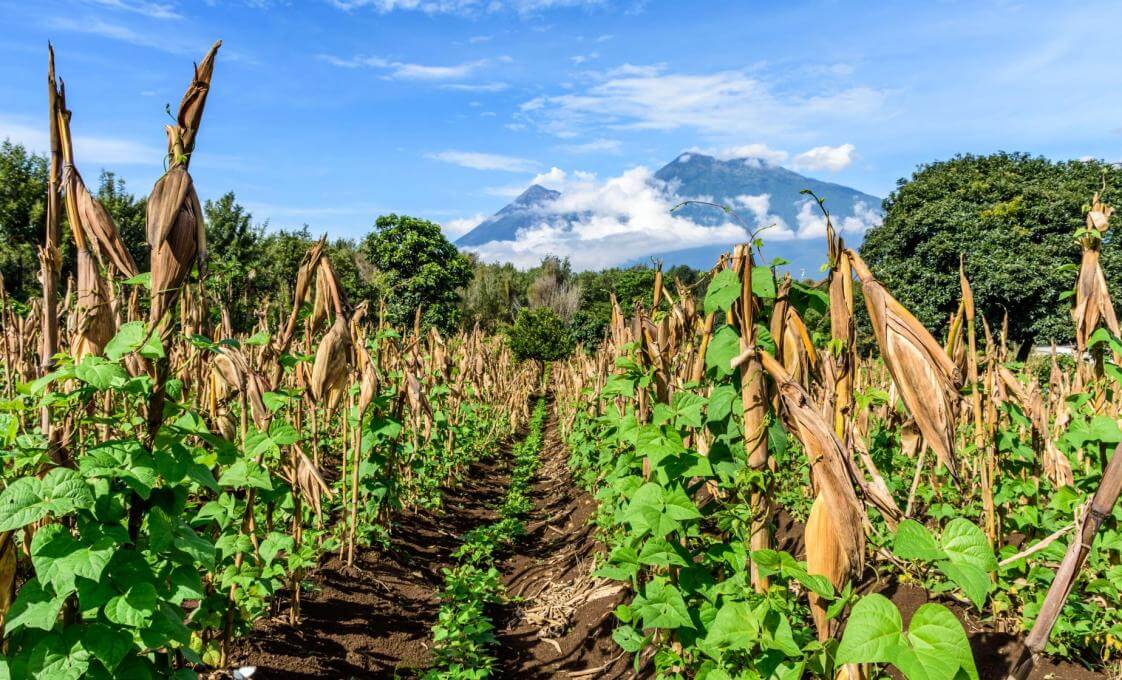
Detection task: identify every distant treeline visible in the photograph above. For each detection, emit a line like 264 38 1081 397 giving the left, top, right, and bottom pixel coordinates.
0 140 703 346
5 140 1120 349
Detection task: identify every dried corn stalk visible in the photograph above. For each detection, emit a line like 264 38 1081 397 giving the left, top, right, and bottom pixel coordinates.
756 349 865 640
849 249 962 482
1071 192 1119 374
148 41 220 332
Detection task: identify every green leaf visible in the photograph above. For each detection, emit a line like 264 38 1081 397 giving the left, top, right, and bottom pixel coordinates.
838 595 977 680
836 593 903 666
633 578 692 630
705 326 741 377
104 322 146 362
27 631 90 680
121 272 151 289
83 623 134 671
0 469 94 531
74 356 128 390
638 537 689 567
896 604 979 680
30 525 115 597
104 582 158 628
5 578 67 633
751 266 776 299
893 519 947 562
703 600 759 654
704 269 742 314
612 625 646 653
244 331 270 346
218 459 274 491
0 477 46 531
937 519 996 608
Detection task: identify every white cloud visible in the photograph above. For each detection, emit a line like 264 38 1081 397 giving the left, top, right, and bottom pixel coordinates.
427 150 539 172
45 16 235 57
732 194 795 240
561 137 621 154
318 54 489 80
792 143 856 172
689 143 789 165
462 165 749 270
0 116 161 166
570 52 599 65
47 17 182 52
329 0 604 14
84 0 181 19
443 82 509 92
442 213 486 238
794 198 882 239
517 64 885 139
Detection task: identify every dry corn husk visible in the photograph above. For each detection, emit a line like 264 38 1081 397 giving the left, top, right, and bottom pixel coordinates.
0 531 15 630
849 250 962 482
1071 192 1119 353
74 177 138 278
285 445 332 518
147 41 220 331
757 349 865 640
826 223 856 439
310 317 352 411
771 276 817 388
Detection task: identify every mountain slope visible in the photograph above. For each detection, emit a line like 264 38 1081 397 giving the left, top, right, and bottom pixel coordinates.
456 185 561 247
455 152 883 275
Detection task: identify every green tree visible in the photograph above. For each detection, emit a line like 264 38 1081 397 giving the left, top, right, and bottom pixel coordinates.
0 141 48 299
360 214 471 332
203 192 263 331
458 255 524 331
96 171 147 270
506 306 574 362
859 153 1122 349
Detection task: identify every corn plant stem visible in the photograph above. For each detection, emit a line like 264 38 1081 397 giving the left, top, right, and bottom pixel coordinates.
41 47 63 463
1008 439 1122 679
905 445 926 518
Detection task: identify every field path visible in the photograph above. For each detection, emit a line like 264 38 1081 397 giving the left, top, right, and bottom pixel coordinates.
229 444 514 678
491 408 635 679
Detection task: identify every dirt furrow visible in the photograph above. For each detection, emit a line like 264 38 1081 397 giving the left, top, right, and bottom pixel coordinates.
492 409 634 679
229 452 513 678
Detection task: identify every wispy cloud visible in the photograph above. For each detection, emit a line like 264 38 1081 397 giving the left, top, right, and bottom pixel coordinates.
441 213 486 238
427 150 539 172
689 143 789 165
791 143 857 172
83 0 182 20
463 165 748 270
517 63 886 140
47 16 179 52
443 82 509 92
44 16 227 57
561 137 620 154
328 0 606 15
0 115 161 165
318 54 491 80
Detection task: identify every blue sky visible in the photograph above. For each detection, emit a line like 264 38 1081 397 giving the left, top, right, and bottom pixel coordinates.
2 0 1121 265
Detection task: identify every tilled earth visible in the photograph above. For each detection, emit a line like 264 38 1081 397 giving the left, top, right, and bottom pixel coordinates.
229 408 633 679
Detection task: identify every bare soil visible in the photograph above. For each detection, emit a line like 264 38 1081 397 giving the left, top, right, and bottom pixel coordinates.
228 452 513 678
229 406 633 679
491 408 635 678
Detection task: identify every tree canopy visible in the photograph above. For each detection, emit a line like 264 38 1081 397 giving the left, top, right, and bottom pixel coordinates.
859 152 1122 348
0 141 48 299
360 214 472 333
506 307 574 362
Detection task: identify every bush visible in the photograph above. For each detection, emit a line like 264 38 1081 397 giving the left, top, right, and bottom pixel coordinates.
506 307 574 362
